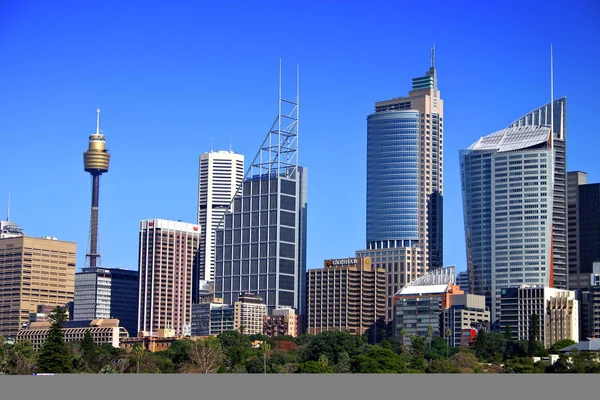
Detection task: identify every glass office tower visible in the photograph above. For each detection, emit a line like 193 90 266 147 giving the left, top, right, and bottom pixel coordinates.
214 70 307 320
461 125 554 323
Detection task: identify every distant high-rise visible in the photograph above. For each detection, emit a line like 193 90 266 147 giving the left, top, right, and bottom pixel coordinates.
214 67 308 318
196 150 244 289
366 46 444 273
0 232 76 337
73 267 139 337
83 108 110 268
567 171 588 290
137 219 200 336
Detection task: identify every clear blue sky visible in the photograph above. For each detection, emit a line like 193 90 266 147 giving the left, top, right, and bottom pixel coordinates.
1 0 599 274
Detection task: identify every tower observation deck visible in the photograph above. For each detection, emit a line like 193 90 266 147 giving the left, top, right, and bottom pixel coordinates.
83 108 110 268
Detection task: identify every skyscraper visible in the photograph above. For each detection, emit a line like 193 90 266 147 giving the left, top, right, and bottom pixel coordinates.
461 124 556 322
196 150 244 289
567 171 588 290
362 48 443 322
83 108 110 268
509 98 568 289
0 227 76 337
73 267 139 337
366 47 443 270
214 67 308 318
137 219 200 336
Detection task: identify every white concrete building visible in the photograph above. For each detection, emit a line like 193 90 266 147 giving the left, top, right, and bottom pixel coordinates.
197 150 244 284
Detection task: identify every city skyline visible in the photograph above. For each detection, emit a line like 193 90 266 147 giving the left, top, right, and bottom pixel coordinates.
1 1 599 275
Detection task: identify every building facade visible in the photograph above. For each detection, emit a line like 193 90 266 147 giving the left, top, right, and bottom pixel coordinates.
0 234 76 337
366 52 444 274
355 247 422 322
508 98 568 290
306 257 386 336
213 81 307 321
567 171 588 290
17 319 127 351
137 219 200 336
196 150 245 292
443 294 490 348
263 307 298 338
73 267 139 337
393 282 463 342
456 270 470 294
210 303 234 335
499 286 579 348
232 292 267 335
461 124 554 323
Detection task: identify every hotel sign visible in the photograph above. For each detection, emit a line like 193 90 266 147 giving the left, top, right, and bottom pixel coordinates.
329 258 357 266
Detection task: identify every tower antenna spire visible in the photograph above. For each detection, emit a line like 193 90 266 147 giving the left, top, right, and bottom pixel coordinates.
431 42 435 68
96 107 101 135
550 44 554 134
7 192 10 221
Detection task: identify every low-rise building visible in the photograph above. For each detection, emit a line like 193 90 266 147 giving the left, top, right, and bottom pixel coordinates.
499 286 579 348
16 319 128 351
234 292 267 335
263 307 298 337
443 294 490 348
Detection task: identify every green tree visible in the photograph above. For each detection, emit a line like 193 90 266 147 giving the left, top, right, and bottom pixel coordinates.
80 330 98 371
297 360 334 373
527 314 546 357
427 325 434 354
217 330 256 370
450 351 481 373
131 343 144 374
473 329 487 360
548 339 576 354
301 331 366 365
426 359 459 373
444 327 452 360
261 342 271 374
37 306 73 373
333 351 350 373
2 340 37 375
504 325 513 341
408 335 426 372
504 357 536 373
351 346 406 373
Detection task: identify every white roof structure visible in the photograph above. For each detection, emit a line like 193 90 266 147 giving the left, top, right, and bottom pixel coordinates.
395 265 456 296
396 284 452 296
467 125 551 153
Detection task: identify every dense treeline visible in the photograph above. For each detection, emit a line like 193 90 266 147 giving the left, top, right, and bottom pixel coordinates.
1 308 599 374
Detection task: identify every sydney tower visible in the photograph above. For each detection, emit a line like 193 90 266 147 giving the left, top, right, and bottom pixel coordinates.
83 109 110 268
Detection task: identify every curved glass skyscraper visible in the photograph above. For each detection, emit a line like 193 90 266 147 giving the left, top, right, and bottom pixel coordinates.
366 110 419 248
361 52 444 322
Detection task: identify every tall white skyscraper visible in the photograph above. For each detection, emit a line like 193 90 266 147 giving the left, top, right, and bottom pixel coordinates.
197 151 244 287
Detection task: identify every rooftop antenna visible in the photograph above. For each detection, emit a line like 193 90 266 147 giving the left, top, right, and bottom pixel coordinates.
550 44 554 135
7 192 10 221
96 107 101 135
431 42 435 68
211 137 214 152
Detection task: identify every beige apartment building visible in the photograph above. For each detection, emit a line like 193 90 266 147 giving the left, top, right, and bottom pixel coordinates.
233 292 267 335
307 257 386 335
0 234 76 338
137 219 201 336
